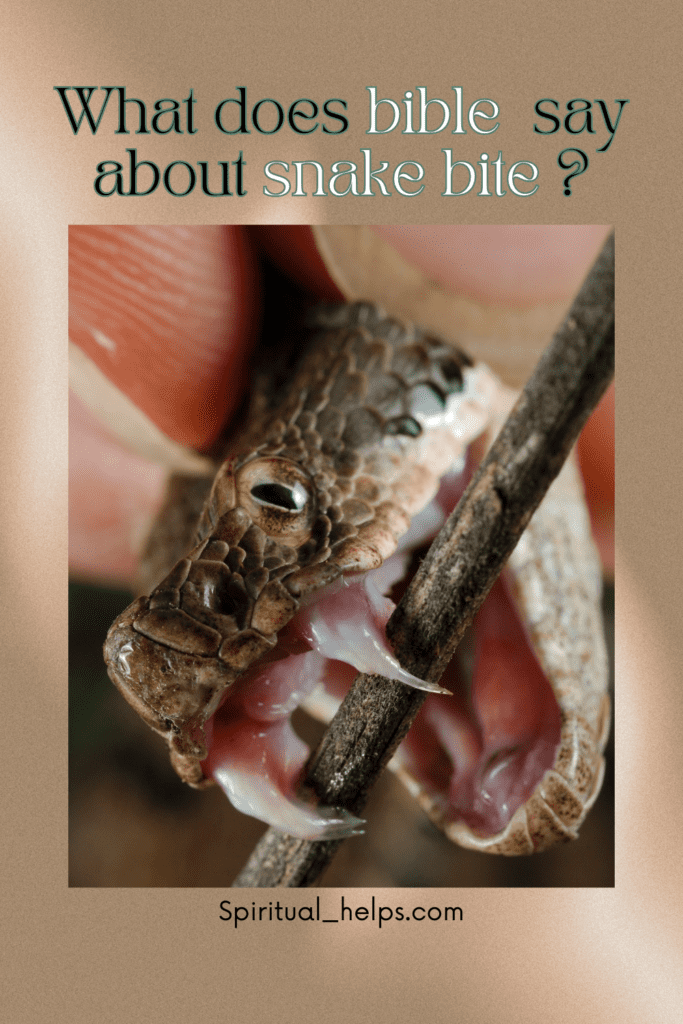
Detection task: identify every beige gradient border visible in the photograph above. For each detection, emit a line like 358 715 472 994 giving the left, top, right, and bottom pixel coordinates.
2 4 681 1023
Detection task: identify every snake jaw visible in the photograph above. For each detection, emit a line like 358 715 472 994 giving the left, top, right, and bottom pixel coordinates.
205 692 366 841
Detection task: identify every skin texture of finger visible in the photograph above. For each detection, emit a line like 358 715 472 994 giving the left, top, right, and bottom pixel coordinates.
69 225 258 450
70 395 166 583
371 225 611 307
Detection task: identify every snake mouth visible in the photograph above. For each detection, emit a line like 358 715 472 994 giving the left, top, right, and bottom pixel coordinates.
390 573 561 840
199 454 597 846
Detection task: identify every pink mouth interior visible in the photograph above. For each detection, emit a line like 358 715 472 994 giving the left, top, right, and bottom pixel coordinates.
398 577 561 836
202 472 561 841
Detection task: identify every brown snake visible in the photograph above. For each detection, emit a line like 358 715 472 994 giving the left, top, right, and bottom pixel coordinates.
105 301 609 854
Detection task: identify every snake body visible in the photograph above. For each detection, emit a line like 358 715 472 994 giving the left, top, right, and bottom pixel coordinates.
105 302 609 852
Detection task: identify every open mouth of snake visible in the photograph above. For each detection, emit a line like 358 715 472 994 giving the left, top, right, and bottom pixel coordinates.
201 461 563 842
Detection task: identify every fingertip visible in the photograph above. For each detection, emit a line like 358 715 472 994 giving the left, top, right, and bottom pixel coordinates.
69 225 259 450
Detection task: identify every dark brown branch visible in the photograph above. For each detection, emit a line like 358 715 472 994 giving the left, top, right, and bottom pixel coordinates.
232 233 615 888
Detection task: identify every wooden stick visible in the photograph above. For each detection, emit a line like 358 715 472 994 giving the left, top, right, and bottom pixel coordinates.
233 233 615 888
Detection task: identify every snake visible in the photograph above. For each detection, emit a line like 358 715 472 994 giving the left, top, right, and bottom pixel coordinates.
104 301 610 854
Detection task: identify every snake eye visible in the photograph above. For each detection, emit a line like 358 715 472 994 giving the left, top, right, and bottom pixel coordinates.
250 481 308 512
236 457 316 543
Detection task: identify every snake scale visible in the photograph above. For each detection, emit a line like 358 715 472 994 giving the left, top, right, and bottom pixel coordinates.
105 301 609 854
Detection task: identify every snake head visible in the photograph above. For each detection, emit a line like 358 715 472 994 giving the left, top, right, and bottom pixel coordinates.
104 452 332 785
